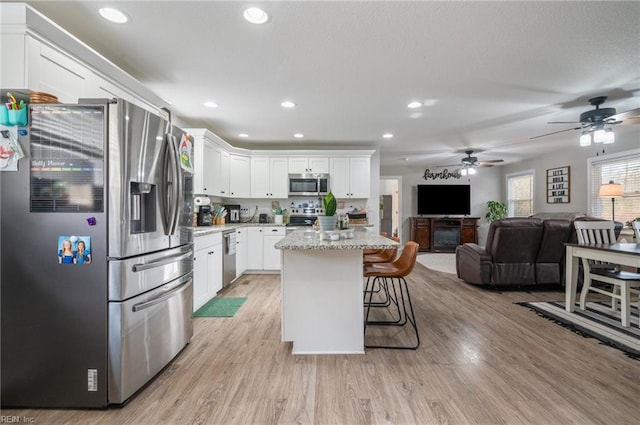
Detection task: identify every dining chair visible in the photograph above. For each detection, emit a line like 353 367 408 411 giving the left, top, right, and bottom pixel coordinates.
633 221 640 242
574 221 640 327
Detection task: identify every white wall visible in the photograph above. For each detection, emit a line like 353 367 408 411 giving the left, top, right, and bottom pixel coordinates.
382 129 639 247
502 130 640 215
381 164 502 246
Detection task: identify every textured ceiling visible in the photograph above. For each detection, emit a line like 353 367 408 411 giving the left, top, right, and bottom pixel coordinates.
18 1 640 168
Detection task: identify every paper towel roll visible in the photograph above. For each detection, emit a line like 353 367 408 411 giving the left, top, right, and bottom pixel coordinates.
194 196 211 206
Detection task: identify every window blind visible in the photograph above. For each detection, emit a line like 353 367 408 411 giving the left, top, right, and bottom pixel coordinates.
507 172 533 217
590 151 640 224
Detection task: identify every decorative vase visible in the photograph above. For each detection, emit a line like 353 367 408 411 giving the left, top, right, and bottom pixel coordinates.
317 215 337 231
274 214 283 224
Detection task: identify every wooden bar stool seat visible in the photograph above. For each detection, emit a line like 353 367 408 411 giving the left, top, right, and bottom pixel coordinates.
363 232 390 255
363 236 400 264
363 241 420 349
363 237 399 307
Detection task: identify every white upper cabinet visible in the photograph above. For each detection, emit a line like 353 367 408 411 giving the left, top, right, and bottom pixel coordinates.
329 157 370 199
188 129 235 197
288 157 329 174
251 157 288 198
28 42 87 103
190 130 217 195
211 147 230 197
201 141 217 195
229 154 251 198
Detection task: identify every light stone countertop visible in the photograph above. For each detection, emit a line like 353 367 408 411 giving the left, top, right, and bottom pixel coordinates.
191 222 286 237
192 223 372 237
275 229 398 250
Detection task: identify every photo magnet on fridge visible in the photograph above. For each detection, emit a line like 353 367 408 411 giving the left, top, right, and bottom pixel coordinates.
57 235 92 265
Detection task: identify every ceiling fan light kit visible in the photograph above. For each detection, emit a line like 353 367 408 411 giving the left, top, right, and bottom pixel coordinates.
436 150 504 174
531 96 638 145
460 167 476 176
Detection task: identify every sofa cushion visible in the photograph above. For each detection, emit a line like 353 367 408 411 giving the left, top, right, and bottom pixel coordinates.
486 218 544 263
530 212 586 221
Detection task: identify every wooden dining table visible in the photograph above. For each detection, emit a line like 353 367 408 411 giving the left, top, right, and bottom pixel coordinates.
564 242 640 312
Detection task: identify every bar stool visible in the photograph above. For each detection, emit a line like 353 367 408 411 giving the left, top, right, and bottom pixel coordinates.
363 236 399 307
363 241 420 349
363 232 389 256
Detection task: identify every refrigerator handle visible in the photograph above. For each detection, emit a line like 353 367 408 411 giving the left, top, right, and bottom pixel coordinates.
167 134 181 236
160 134 172 235
131 275 191 312
131 251 193 272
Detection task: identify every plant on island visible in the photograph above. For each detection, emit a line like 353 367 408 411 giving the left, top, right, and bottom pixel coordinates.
322 191 337 216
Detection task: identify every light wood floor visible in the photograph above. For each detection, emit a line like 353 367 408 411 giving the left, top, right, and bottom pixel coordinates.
3 264 639 425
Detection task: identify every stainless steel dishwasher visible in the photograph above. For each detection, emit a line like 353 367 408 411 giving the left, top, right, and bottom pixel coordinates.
222 230 237 288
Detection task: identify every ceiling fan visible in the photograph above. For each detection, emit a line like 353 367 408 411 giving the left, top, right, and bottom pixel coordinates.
437 150 504 174
531 96 640 140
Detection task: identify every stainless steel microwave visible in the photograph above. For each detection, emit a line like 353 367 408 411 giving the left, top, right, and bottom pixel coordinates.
288 174 330 197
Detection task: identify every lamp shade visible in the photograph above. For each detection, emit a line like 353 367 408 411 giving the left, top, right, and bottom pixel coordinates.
598 181 623 198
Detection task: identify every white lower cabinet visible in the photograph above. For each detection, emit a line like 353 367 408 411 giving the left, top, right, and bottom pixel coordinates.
246 227 264 270
193 233 223 312
246 226 286 271
263 227 286 270
235 227 248 277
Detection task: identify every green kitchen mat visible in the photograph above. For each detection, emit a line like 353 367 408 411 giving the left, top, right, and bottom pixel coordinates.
193 297 247 318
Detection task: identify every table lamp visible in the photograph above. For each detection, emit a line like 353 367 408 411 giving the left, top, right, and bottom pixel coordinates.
598 180 623 221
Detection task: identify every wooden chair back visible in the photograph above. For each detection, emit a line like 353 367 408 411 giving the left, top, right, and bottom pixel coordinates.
574 221 617 244
632 221 640 241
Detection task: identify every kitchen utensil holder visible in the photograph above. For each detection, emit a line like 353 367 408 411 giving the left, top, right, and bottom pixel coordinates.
1 105 28 126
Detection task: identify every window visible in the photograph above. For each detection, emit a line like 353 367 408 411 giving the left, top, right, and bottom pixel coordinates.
588 149 640 224
507 171 534 217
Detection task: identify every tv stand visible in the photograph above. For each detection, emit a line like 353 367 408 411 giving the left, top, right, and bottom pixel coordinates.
409 217 479 252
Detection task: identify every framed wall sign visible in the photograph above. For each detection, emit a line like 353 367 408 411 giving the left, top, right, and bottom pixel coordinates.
547 166 570 204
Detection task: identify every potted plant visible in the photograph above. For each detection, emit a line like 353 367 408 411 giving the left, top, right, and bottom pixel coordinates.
272 206 283 224
485 200 507 223
317 191 337 231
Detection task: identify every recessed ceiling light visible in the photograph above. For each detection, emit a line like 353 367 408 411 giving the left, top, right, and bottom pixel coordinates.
238 133 249 138
383 133 394 139
407 101 422 109
99 7 129 24
203 101 218 108
243 7 269 24
293 133 304 138
281 101 296 108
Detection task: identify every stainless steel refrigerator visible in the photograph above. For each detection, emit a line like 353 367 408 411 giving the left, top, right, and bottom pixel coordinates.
1 98 194 407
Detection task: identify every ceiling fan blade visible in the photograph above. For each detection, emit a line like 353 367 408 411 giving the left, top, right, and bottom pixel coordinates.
480 159 504 164
547 121 583 124
477 163 495 168
530 126 583 140
435 163 462 168
607 107 640 124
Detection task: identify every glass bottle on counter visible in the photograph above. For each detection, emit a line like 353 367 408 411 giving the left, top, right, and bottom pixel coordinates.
338 213 349 230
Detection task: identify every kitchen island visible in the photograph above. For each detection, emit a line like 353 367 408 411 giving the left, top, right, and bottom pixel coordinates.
275 230 399 354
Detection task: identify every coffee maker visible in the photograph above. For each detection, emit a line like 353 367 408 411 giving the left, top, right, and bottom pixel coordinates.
197 205 213 226
225 204 241 223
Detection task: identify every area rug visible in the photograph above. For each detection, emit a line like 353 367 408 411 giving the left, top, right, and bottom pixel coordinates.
193 297 247 318
519 300 640 359
416 253 456 274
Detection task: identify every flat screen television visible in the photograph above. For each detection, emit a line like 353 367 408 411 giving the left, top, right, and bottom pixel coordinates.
417 184 470 215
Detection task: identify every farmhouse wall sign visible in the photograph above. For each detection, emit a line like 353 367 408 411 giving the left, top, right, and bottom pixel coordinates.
423 168 462 180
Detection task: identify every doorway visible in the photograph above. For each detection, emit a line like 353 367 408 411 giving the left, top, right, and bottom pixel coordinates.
379 176 402 241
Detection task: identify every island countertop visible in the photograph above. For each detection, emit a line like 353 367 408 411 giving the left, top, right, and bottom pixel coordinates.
275 230 398 250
